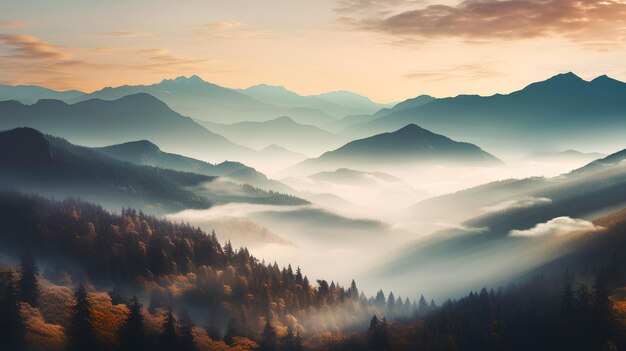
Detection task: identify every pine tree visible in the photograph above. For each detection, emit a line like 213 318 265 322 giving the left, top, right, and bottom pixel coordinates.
417 294 429 316
0 270 25 351
387 292 395 314
224 311 248 345
295 267 303 285
559 284 575 349
68 285 99 351
375 290 385 307
160 307 181 351
592 275 613 343
206 312 221 341
281 326 296 351
294 332 304 351
260 319 278 351
18 252 39 306
349 279 359 299
367 315 389 351
118 296 145 351
179 310 195 351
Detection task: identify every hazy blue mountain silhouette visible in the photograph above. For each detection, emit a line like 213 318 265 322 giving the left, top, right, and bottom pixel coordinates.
0 127 213 212
372 94 436 118
96 140 293 193
0 128 308 212
348 73 626 152
197 116 346 155
0 84 84 104
292 124 502 173
69 75 337 126
239 84 387 117
0 93 253 162
313 90 392 114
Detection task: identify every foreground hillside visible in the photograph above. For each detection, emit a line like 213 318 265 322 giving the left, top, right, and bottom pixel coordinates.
0 191 416 351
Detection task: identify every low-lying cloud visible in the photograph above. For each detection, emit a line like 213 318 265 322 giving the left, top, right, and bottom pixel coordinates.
509 216 603 237
435 222 489 234
481 196 552 213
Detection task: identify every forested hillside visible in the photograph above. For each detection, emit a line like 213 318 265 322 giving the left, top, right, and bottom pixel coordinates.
0 191 419 351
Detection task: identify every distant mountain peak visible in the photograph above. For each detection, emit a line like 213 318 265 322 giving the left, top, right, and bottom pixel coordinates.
248 83 289 91
262 144 289 152
33 99 69 108
161 75 206 85
115 92 164 104
593 74 610 81
272 116 297 124
119 140 161 153
547 71 585 83
590 74 625 87
393 123 428 134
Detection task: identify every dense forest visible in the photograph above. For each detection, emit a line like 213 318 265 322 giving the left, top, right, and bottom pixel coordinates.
0 191 420 351
326 264 625 351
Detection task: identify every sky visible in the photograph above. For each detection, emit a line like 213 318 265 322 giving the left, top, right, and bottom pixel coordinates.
1 0 626 102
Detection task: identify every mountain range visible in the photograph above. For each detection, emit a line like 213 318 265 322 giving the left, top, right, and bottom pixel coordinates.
62 76 388 127
0 127 212 212
0 93 252 163
344 73 626 154
0 84 85 105
0 127 308 213
238 84 388 118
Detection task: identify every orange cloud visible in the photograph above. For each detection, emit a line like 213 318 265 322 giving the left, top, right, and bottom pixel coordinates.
0 34 72 60
343 0 626 43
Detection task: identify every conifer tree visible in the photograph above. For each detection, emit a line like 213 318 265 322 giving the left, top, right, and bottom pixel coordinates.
179 310 195 351
68 285 99 351
0 270 25 351
18 252 39 306
118 296 145 351
260 319 278 351
206 312 221 341
160 307 181 351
